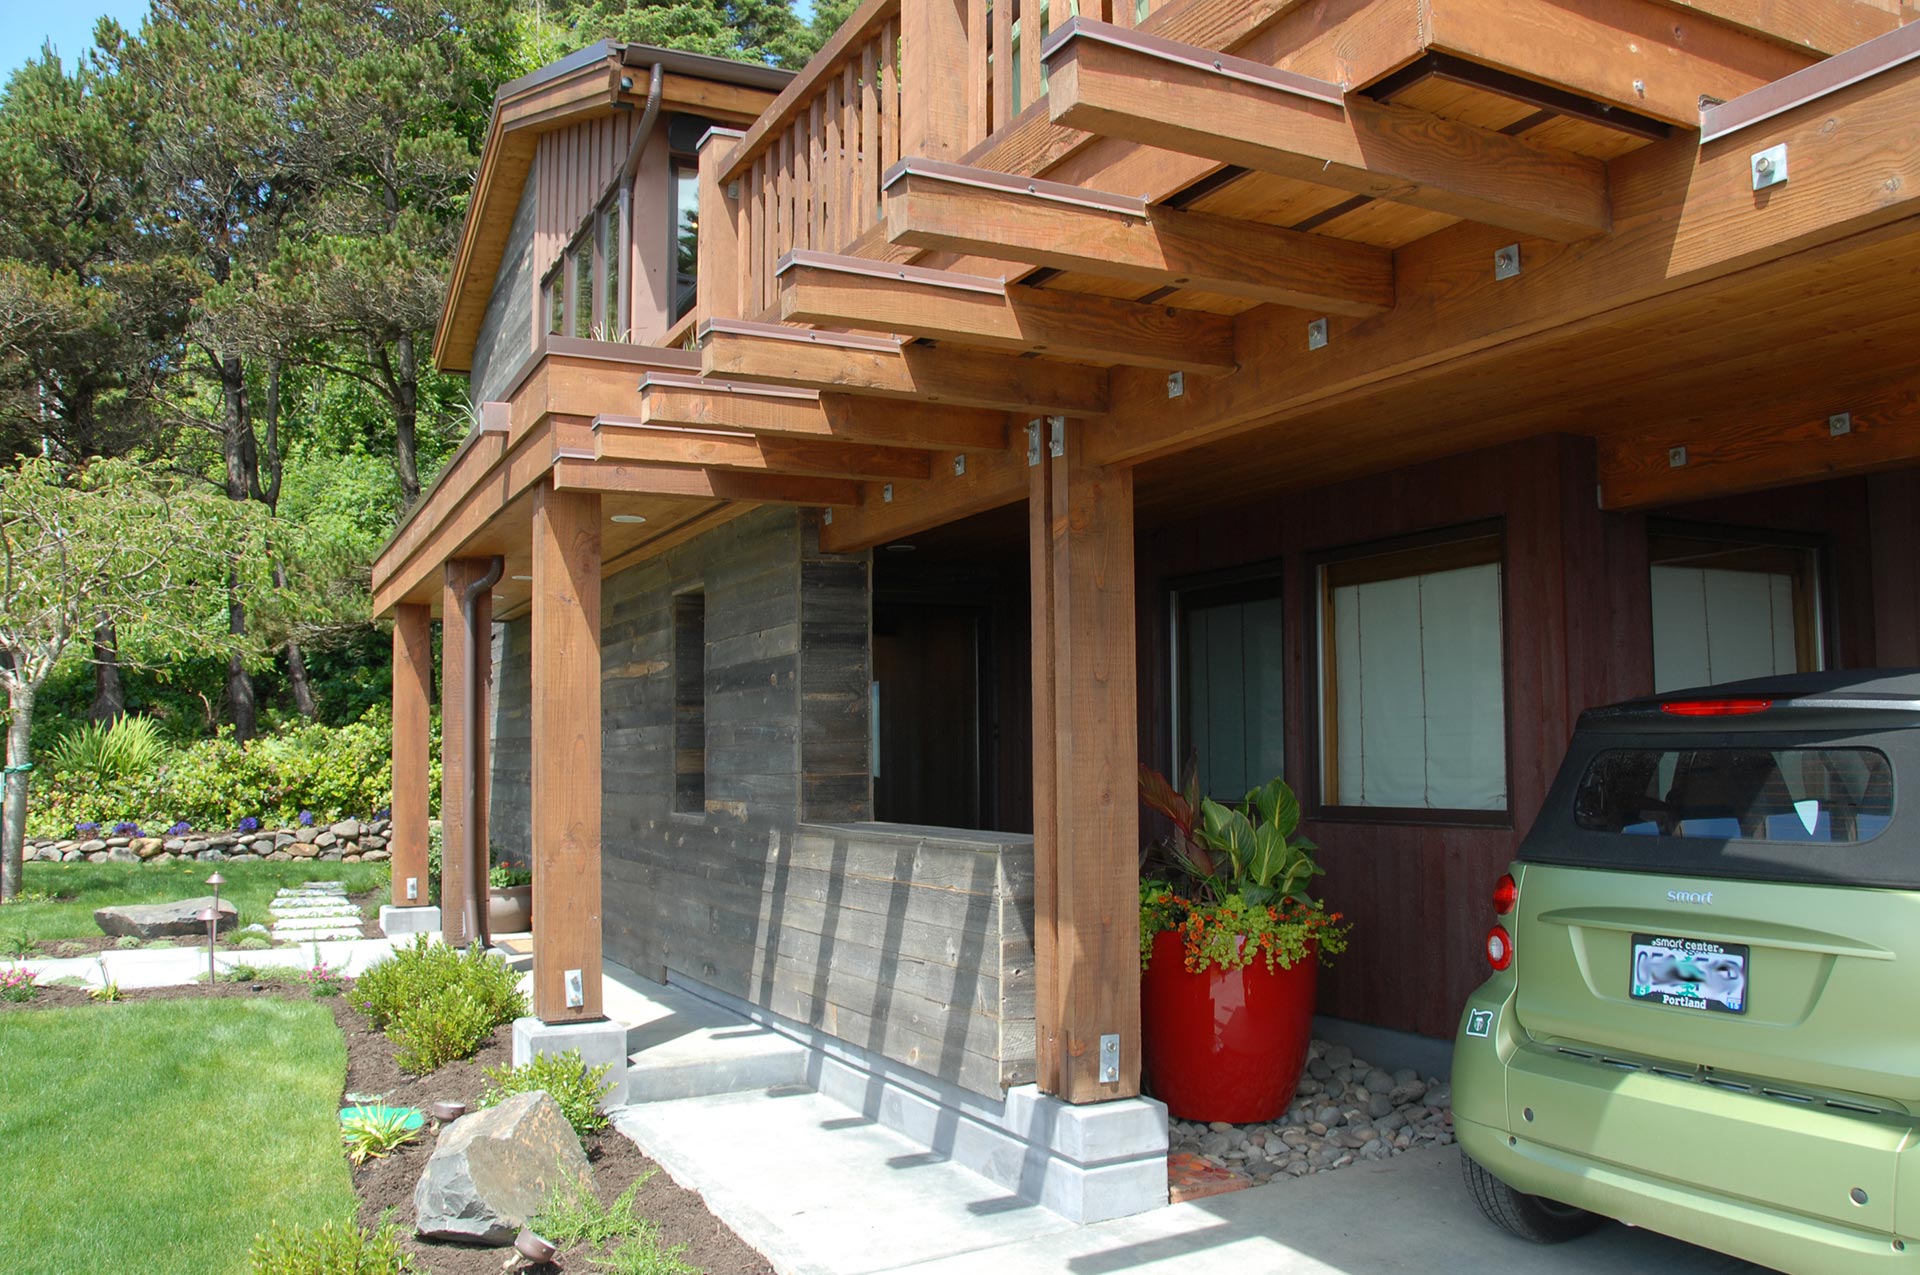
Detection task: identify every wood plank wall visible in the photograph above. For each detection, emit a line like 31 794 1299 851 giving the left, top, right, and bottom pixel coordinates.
488 506 1040 1095
1133 435 1902 1039
533 112 644 283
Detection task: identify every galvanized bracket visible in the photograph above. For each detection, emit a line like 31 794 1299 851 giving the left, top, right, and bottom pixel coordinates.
1307 318 1329 351
1026 420 1043 467
1099 1033 1121 1084
953 454 968 476
881 484 894 503
1494 244 1521 281
1166 370 1185 398
1829 412 1852 437
1751 143 1788 191
1048 416 1067 459
1668 445 1689 468
822 508 834 525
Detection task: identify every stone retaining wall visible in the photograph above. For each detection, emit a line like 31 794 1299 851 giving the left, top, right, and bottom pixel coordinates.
27 818 394 866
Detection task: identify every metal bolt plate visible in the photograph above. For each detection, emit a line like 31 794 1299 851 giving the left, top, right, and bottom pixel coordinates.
1752 143 1788 191
822 508 833 525
1307 318 1329 351
565 969 585 1008
953 454 967 476
1830 412 1853 437
1048 416 1066 459
1166 370 1185 398
1494 244 1521 281
1026 420 1042 467
1668 446 1688 468
881 484 894 503
1099 1033 1120 1084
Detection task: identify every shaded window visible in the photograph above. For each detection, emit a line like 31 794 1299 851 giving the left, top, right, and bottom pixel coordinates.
1175 576 1285 800
1650 530 1822 692
573 243 594 340
545 266 564 336
671 160 699 324
600 200 621 339
1320 530 1506 814
674 592 706 815
1574 746 1892 845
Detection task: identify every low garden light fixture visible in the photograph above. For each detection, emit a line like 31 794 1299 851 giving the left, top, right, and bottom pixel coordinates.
429 1100 466 1124
513 1230 558 1264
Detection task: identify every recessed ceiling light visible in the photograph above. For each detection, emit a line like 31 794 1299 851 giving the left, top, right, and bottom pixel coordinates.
610 514 649 524
511 575 532 582
883 543 916 552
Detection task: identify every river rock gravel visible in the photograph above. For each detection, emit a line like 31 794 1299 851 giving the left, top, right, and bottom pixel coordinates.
1166 1039 1454 1184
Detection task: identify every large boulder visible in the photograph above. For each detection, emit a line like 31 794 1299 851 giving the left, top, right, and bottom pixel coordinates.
94 897 237 939
414 1092 590 1245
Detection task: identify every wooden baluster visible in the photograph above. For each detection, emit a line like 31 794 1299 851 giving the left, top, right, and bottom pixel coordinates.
882 19 900 172
968 0 989 146
992 0 1013 135
861 38 881 233
823 80 841 252
840 63 858 244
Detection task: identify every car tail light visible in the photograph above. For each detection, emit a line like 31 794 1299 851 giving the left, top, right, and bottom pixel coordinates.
1486 924 1513 971
1661 698 1773 717
1492 873 1517 916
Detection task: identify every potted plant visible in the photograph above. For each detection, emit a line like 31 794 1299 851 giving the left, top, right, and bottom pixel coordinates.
487 856 533 934
1138 764 1349 1123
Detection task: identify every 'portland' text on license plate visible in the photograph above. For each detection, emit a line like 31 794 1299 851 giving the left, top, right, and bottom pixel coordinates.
1630 934 1749 1014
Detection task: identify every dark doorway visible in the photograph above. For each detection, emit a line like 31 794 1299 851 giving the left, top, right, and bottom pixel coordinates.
873 601 985 827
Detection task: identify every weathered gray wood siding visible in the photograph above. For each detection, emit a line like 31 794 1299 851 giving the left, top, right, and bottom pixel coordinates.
469 177 536 405
490 619 532 861
488 506 1037 1095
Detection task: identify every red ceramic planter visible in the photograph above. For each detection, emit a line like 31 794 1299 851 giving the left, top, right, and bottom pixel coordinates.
1140 928 1318 1123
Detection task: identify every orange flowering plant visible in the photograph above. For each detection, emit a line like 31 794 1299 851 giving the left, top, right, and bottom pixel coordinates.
1139 764 1350 974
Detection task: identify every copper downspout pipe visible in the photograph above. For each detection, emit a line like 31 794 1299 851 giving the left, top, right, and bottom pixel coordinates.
461 555 504 948
615 62 664 341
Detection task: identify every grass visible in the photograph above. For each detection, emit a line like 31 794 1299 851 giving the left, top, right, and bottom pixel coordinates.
0 860 390 942
0 996 358 1275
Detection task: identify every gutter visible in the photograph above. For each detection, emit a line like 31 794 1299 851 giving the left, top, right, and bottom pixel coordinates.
461 555 505 948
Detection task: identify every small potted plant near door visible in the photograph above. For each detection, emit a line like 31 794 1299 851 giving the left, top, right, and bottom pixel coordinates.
1138 764 1349 1123
487 855 533 934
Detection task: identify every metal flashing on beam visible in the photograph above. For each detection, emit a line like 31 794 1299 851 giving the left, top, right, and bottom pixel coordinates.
1366 51 1670 143
698 316 903 354
882 158 1147 219
637 371 820 401
777 248 1008 296
1701 19 1920 143
1038 16 1344 110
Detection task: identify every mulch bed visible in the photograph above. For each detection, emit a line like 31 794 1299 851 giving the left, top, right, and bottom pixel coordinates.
5 977 775 1275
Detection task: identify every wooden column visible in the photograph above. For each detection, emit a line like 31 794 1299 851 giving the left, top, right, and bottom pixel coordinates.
530 481 604 1023
901 0 973 159
440 559 495 947
1029 418 1142 1103
389 602 433 908
697 127 746 323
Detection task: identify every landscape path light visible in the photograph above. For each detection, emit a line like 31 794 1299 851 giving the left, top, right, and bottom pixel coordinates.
205 871 225 987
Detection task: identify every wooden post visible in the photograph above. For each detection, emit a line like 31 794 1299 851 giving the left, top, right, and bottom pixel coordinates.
901 0 973 160
1029 418 1142 1103
530 480 605 1024
390 602 432 909
440 560 495 947
698 127 745 326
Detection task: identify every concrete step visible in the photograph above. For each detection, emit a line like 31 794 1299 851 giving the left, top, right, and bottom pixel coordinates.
602 964 810 1103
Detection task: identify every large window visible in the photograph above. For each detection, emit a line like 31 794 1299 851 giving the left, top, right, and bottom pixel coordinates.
1319 530 1507 815
1175 574 1286 800
543 196 621 341
1650 529 1822 693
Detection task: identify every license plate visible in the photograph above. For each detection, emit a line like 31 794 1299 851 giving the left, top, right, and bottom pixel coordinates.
1630 933 1749 1014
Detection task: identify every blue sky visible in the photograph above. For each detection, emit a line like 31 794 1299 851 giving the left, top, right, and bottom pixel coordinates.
1 1 150 78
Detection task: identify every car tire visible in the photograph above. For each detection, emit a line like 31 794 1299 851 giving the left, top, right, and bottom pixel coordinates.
1460 1150 1603 1243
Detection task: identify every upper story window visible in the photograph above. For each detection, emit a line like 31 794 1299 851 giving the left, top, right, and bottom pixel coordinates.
671 158 699 324
544 196 621 341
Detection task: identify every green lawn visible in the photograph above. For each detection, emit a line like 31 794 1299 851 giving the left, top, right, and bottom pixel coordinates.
0 996 358 1275
1 860 390 942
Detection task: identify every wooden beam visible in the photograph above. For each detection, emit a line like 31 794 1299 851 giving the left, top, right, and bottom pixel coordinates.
1040 19 1612 242
638 373 1011 450
531 482 604 1023
775 249 1241 372
440 559 495 948
1653 0 1900 58
698 318 1111 415
389 602 433 911
817 436 1029 552
552 455 862 506
882 161 1395 315
593 418 933 480
1031 419 1141 1103
1597 374 1920 509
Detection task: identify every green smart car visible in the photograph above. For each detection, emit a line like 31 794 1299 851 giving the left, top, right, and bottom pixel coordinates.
1454 671 1920 1273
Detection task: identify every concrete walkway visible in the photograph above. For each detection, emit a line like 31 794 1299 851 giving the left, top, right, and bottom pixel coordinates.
21 935 401 989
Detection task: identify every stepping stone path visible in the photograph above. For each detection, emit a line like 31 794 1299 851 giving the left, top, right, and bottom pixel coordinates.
268 881 364 942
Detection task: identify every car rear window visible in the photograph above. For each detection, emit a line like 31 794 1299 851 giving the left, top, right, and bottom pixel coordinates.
1572 747 1893 844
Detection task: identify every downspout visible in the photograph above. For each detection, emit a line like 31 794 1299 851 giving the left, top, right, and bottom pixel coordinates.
615 62 664 342
462 555 505 948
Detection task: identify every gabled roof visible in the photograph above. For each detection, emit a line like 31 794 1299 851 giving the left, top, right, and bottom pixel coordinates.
433 42 792 375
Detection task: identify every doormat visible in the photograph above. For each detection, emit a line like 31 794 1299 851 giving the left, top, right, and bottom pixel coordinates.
1168 1151 1253 1204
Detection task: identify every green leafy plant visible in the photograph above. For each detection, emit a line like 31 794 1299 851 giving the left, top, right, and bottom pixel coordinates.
0 931 34 959
340 1108 423 1165
232 934 273 950
481 1048 613 1136
487 863 532 890
0 965 37 1001
535 1173 696 1274
53 940 87 957
88 958 121 1002
389 986 498 1074
353 936 526 1033
113 935 142 949
222 963 268 983
44 715 167 780
247 1219 417 1275
592 1237 700 1275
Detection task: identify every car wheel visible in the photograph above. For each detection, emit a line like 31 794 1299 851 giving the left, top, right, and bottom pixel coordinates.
1460 1150 1603 1243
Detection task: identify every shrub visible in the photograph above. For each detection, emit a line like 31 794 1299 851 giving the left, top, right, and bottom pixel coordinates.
480 1049 613 1136
0 967 37 1002
353 937 525 1033
0 932 34 959
488 863 532 890
390 987 498 1074
340 1108 423 1165
536 1176 696 1275
43 715 167 780
248 1219 417 1275
232 934 273 951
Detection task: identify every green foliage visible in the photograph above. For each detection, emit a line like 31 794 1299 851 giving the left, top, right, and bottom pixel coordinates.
356 936 527 1073
481 1048 613 1137
0 966 36 1001
248 1219 418 1275
43 715 167 779
592 1238 700 1275
1139 881 1350 975
547 0 822 69
114 935 142 949
0 931 32 958
340 1109 423 1166
1139 766 1324 909
232 934 273 951
488 863 532 890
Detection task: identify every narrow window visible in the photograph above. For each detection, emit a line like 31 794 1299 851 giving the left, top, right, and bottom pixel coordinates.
671 160 699 323
1319 529 1507 814
1175 574 1285 800
573 245 594 340
1649 528 1822 692
544 267 563 336
673 592 707 814
600 201 622 340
